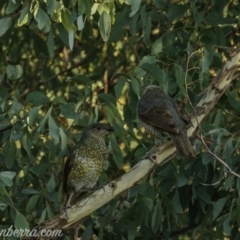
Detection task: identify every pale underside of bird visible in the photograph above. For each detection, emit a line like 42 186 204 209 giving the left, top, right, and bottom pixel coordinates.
138 85 195 159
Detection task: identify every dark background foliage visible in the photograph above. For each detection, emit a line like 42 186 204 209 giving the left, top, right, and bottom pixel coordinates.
0 0 240 239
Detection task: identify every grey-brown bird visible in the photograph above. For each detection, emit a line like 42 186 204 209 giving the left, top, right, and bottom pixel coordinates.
137 85 195 158
62 123 114 210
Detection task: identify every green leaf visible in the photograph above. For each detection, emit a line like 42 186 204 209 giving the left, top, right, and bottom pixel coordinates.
77 15 84 30
104 103 124 131
91 3 99 15
201 45 213 73
9 101 22 115
98 93 116 104
109 135 123 169
143 17 151 47
202 152 212 165
114 77 126 99
151 38 163 55
28 106 40 126
237 178 240 197
127 221 137 240
139 56 160 66
48 116 59 144
152 201 162 233
171 189 183 213
46 0 56 14
129 13 138 35
61 8 74 30
144 198 153 211
237 198 240 227
57 23 69 45
59 127 68 151
59 103 78 119
223 137 233 160
70 74 92 83
6 0 21 14
223 216 231 236
98 11 111 42
26 91 49 106
47 173 56 193
0 171 16 187
47 30 55 58
22 188 40 195
68 28 74 50
140 4 147 27
227 91 240 112
175 64 185 88
46 202 53 218
37 106 52 132
34 8 50 30
53 96 67 104
197 186 212 204
26 195 40 212
174 172 187 187
224 175 234 191
132 67 146 81
39 208 47 223
81 224 93 240
212 197 230 220
82 0 92 18
6 64 23 80
131 76 140 96
141 63 165 82
167 4 187 20
0 200 7 211
4 140 16 169
22 134 32 157
0 184 13 204
18 5 29 26
78 0 86 15
15 212 29 230
0 17 12 36
128 0 141 17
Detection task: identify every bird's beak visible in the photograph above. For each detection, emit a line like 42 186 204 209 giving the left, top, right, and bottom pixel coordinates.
106 126 115 132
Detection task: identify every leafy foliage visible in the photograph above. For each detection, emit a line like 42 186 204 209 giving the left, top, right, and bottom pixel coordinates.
0 0 240 239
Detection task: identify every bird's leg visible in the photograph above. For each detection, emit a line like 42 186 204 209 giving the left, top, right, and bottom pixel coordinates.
140 147 158 163
154 138 162 147
139 138 162 163
81 185 105 192
64 192 74 217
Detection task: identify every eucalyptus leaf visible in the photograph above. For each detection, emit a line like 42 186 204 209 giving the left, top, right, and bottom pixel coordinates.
98 11 111 42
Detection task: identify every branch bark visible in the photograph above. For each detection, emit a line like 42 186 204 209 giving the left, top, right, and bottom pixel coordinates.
38 48 240 231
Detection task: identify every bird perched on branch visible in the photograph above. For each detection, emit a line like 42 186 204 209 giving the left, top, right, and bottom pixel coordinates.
62 123 114 210
138 85 195 158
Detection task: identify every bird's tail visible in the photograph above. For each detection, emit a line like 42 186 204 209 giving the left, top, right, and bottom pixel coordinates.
170 130 195 158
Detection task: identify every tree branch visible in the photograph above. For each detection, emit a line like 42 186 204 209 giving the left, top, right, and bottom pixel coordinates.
38 48 240 231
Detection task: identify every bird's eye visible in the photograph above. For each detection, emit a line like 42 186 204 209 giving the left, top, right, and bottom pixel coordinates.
97 126 101 130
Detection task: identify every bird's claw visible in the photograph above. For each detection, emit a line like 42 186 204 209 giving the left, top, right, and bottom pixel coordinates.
140 152 157 164
64 204 71 218
82 185 105 192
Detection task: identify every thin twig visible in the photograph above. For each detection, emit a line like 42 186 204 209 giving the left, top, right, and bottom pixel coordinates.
184 51 240 179
0 124 13 134
200 170 227 186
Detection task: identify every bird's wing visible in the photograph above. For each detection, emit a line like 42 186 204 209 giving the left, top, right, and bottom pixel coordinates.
174 102 192 127
139 104 180 134
138 90 181 135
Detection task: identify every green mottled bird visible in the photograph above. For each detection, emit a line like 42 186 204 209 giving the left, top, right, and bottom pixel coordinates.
138 85 195 158
62 123 114 209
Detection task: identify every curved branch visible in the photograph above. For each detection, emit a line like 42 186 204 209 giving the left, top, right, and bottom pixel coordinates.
38 48 240 231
